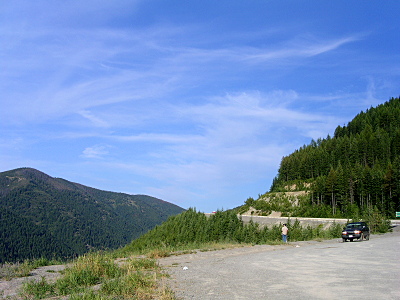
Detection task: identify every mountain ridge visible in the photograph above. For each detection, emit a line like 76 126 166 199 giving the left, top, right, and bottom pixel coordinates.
0 167 185 263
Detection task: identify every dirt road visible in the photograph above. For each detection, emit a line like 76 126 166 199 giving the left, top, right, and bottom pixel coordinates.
159 230 400 299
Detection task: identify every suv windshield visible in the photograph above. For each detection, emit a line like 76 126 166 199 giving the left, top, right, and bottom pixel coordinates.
346 223 363 229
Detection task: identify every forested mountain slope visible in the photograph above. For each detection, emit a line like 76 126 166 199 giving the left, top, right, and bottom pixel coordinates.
0 168 184 263
268 97 400 218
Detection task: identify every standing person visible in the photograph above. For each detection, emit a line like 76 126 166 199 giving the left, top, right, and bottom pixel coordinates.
282 224 288 243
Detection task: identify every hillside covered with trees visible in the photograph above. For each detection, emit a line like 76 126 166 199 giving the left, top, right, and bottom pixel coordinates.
0 168 184 263
252 97 400 219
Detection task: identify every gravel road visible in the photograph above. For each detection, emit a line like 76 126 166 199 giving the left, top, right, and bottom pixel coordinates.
159 229 400 300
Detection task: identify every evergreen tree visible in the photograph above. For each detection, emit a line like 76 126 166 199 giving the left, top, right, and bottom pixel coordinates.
269 97 400 218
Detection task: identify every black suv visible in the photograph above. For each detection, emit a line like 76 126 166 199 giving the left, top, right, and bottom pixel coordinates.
342 222 370 242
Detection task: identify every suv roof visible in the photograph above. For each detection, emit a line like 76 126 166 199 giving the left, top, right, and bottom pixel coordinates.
346 222 367 227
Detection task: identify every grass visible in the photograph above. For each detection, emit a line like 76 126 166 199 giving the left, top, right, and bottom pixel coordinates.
197 242 249 252
10 222 347 299
17 243 250 299
10 236 341 299
0 257 60 280
19 252 175 300
147 249 171 259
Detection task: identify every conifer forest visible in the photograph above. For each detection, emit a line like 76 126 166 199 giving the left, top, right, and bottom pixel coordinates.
270 97 400 218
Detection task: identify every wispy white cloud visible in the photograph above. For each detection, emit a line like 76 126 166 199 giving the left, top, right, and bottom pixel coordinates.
2 1 399 212
0 19 363 127
112 133 204 144
81 145 111 159
88 91 339 194
243 36 360 62
78 110 109 128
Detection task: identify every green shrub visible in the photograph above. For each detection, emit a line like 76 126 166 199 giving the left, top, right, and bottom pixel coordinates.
21 254 171 300
362 207 391 233
56 252 120 294
21 276 55 299
69 291 109 300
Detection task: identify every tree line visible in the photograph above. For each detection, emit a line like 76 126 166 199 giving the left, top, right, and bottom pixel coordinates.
121 208 343 254
270 97 400 218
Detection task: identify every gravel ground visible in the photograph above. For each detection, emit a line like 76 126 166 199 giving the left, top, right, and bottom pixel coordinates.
159 228 400 300
0 264 66 299
2 227 399 299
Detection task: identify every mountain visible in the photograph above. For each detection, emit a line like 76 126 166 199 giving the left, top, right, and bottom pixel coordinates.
236 97 400 219
0 168 185 263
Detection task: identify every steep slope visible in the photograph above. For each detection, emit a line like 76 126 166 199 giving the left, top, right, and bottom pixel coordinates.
233 97 400 219
0 168 184 262
266 96 400 218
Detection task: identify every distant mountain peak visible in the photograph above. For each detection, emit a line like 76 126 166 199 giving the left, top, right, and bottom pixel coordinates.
0 167 185 263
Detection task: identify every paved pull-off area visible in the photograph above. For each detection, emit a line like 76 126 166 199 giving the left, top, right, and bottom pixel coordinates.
160 230 400 299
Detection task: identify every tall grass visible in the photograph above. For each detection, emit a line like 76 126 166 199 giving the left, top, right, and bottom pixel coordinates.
20 252 175 300
0 257 60 280
17 210 354 299
117 209 346 258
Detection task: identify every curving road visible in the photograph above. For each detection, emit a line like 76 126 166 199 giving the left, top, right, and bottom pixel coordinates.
160 229 400 299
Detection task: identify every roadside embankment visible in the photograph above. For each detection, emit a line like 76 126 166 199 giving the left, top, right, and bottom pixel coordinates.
205 213 400 228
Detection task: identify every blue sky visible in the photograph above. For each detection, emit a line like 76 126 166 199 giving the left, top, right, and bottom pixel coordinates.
1 1 400 212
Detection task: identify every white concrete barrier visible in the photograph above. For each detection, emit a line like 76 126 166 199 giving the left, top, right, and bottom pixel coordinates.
204 213 400 228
